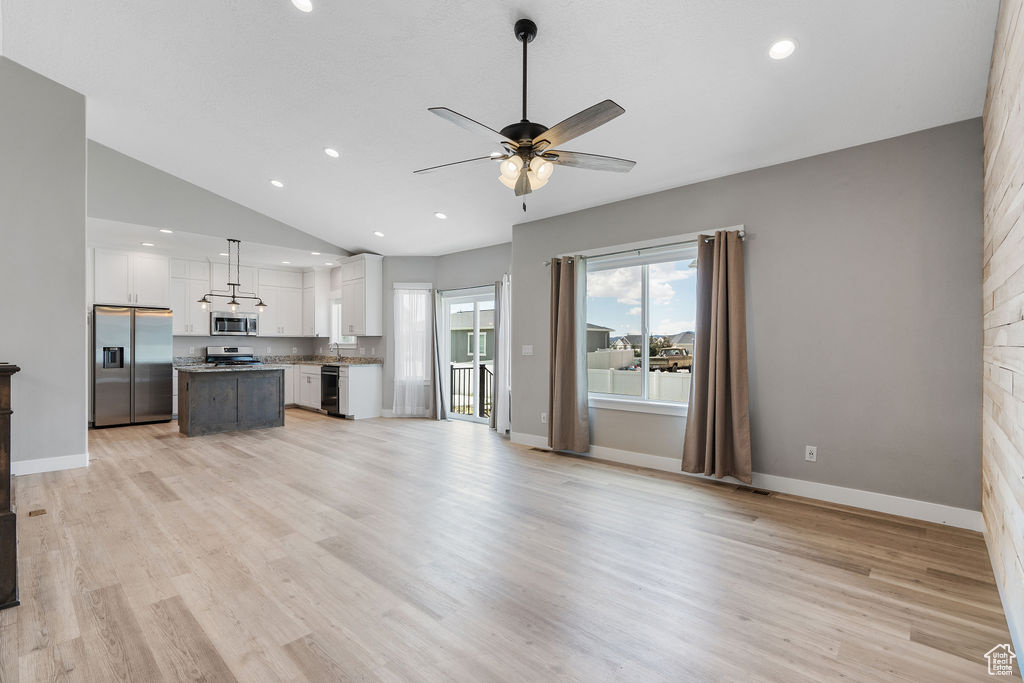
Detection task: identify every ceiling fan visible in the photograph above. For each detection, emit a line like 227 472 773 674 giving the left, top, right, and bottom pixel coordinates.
413 19 636 197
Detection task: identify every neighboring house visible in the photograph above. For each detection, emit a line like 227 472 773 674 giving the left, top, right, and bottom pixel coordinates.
611 334 643 350
586 323 615 352
449 309 495 363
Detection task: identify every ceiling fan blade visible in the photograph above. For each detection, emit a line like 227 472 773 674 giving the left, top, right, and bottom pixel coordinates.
543 150 636 173
514 168 532 196
428 107 517 147
413 155 504 174
532 100 625 151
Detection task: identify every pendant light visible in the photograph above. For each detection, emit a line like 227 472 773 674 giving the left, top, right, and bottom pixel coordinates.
197 239 267 312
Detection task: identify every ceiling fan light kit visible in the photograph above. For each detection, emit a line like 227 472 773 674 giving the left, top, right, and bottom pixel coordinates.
414 18 635 197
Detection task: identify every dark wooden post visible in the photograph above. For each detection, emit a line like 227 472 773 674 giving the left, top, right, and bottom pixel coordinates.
0 363 20 610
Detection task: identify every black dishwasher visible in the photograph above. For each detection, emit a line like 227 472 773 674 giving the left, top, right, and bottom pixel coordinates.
321 366 340 415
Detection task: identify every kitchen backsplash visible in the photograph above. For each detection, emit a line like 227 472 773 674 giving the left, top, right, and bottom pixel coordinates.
312 336 384 358
174 335 385 365
172 336 316 358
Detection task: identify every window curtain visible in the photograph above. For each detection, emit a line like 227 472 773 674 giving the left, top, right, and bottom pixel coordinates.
393 287 432 417
492 274 512 433
432 289 449 420
682 230 752 483
548 256 590 452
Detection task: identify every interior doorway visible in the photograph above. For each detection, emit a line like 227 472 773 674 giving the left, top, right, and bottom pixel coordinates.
442 288 495 423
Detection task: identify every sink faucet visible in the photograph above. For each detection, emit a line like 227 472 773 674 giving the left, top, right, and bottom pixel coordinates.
328 342 344 359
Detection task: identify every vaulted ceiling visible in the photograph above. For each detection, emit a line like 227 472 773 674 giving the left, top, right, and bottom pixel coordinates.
1 0 999 255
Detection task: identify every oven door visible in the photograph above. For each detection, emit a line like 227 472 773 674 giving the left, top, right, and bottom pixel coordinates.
212 313 249 336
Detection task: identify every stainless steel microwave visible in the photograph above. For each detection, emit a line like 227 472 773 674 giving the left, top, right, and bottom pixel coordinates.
211 311 258 336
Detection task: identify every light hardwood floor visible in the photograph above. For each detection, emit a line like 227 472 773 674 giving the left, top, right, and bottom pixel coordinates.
1 409 1014 681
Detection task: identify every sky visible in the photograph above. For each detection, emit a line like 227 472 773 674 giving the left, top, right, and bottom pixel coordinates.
586 258 697 338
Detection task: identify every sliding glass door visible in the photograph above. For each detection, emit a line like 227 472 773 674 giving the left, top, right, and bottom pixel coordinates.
443 288 495 423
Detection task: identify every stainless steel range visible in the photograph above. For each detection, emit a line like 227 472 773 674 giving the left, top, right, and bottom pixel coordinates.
205 346 263 366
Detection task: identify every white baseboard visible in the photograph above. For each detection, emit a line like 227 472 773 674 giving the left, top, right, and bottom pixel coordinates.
509 433 983 532
12 452 89 476
381 409 395 418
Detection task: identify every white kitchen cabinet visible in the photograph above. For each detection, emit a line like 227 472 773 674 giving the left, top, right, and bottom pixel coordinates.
132 253 171 307
338 254 382 336
301 269 332 337
170 260 212 336
298 365 321 409
302 287 315 337
94 248 170 307
170 259 210 282
335 365 382 419
258 285 302 336
283 365 296 405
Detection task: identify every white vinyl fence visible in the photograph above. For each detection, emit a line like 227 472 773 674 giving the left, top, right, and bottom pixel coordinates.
587 369 690 402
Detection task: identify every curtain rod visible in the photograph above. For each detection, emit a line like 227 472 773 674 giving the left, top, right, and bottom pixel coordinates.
543 230 744 266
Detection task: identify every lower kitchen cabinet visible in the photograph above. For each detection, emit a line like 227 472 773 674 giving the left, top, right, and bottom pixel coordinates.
283 365 296 405
336 365 382 419
298 365 321 409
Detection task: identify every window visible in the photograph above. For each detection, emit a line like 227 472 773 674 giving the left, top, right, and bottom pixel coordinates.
467 331 487 356
585 245 697 405
330 299 357 346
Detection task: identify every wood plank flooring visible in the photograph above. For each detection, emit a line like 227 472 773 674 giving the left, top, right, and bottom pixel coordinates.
2 409 1014 681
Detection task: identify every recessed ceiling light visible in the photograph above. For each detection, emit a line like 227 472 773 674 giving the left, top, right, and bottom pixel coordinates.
270 179 284 188
281 261 291 264
434 212 448 220
768 39 796 60
311 252 321 255
141 242 155 247
291 0 313 12
373 231 385 237
219 252 229 256
324 147 339 158
324 262 334 266
159 229 173 234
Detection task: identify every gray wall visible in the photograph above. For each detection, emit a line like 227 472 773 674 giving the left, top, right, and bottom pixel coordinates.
380 243 512 410
88 141 342 253
511 119 982 510
0 58 87 464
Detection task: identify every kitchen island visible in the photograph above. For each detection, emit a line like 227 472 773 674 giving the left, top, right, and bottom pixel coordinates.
176 366 286 436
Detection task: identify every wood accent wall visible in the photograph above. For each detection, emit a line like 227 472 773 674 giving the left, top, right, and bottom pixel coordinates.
982 0 1024 652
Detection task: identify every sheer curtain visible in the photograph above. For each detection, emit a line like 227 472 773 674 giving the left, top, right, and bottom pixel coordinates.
492 274 512 434
393 285 433 417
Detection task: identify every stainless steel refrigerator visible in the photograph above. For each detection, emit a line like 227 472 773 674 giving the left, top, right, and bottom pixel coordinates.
93 306 173 427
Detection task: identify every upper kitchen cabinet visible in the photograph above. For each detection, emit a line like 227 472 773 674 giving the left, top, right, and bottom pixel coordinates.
338 254 382 336
257 268 302 336
170 258 211 336
302 269 331 337
94 248 170 307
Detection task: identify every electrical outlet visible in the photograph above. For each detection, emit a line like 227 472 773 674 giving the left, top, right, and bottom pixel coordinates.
805 445 817 462
188 345 195 355
371 346 376 355
359 347 365 354
291 347 297 354
522 345 534 356
265 345 272 353
540 411 547 424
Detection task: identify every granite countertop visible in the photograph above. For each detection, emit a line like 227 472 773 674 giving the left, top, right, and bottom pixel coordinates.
177 365 288 373
174 355 383 369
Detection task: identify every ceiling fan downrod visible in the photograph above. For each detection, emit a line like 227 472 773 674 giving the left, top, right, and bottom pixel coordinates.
515 19 536 121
